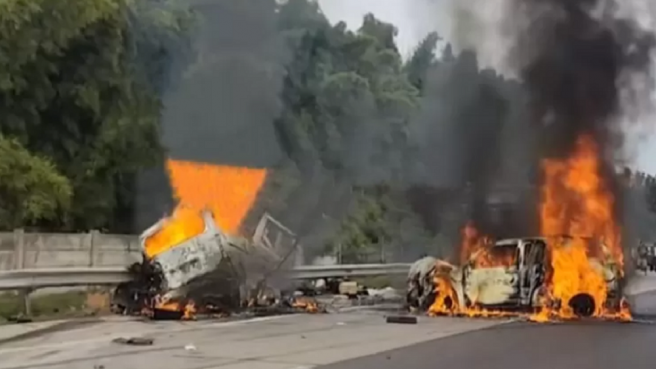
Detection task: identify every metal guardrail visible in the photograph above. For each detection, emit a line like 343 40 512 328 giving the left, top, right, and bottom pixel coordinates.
0 264 412 291
289 263 411 279
0 268 131 290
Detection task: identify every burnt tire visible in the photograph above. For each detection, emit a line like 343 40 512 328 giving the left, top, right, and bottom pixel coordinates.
420 291 436 311
406 287 420 309
568 293 595 317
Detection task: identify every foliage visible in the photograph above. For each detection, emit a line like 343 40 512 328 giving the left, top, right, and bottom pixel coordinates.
327 187 391 263
0 0 192 231
10 0 651 264
276 2 419 178
0 136 71 229
404 32 441 92
273 2 430 259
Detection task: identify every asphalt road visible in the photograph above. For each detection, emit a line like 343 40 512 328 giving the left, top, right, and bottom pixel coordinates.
0 310 509 369
1 283 655 369
320 320 656 369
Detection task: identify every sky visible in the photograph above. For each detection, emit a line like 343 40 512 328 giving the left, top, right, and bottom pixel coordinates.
317 0 656 175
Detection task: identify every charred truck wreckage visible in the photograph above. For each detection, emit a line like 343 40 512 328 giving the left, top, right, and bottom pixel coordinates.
111 208 320 320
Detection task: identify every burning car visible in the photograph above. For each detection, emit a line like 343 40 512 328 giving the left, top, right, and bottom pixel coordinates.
408 235 626 319
634 241 656 273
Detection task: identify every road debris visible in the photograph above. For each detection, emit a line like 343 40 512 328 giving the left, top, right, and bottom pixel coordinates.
112 337 154 346
386 315 418 324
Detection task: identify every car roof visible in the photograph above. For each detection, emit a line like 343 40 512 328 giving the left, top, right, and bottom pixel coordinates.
493 235 593 247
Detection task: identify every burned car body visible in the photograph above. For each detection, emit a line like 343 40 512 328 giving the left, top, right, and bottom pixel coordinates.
111 209 301 317
634 242 656 273
139 209 238 302
111 209 246 315
408 236 623 316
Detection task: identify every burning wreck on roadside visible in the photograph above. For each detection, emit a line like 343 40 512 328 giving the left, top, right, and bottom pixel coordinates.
111 207 323 320
407 136 634 322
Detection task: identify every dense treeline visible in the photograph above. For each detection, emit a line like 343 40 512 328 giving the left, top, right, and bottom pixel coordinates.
0 0 192 231
1 0 654 261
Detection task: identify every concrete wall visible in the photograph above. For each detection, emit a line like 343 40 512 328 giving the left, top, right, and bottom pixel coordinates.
0 213 300 271
0 230 141 270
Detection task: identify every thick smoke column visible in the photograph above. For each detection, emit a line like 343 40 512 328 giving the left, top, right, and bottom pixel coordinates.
507 0 655 159
410 49 536 243
135 0 286 231
505 0 655 259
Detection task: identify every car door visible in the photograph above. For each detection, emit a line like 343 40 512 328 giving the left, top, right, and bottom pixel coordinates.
522 240 546 306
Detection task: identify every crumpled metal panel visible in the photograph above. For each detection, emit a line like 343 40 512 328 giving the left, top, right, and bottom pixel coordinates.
142 211 227 292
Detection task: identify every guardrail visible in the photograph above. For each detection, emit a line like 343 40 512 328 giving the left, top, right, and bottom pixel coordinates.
289 263 411 279
0 264 412 291
0 268 131 291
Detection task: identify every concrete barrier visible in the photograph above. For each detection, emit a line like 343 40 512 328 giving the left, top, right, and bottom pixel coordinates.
0 213 297 271
624 274 656 316
0 230 141 271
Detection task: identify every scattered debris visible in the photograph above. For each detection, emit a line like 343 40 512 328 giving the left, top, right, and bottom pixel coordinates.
150 308 185 321
338 281 359 298
6 315 33 324
112 337 154 346
386 315 418 324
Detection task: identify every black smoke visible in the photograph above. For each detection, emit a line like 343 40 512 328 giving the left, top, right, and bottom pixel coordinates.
410 49 537 244
134 0 286 231
507 0 654 243
408 0 655 255
508 0 655 159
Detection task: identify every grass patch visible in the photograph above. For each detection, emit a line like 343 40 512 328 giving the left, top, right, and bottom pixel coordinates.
0 289 109 323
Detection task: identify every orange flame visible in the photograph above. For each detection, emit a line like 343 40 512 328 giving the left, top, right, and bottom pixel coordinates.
141 161 267 260
144 298 197 320
427 135 630 322
538 136 622 265
143 206 205 259
428 274 459 315
535 135 629 320
459 223 514 268
166 159 268 235
291 296 320 313
459 222 482 264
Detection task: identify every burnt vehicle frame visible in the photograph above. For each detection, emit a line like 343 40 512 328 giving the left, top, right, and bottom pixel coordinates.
408 235 623 316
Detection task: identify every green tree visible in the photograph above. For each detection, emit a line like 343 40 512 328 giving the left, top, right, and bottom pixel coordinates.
0 0 192 231
405 32 441 92
327 187 391 263
271 2 429 260
0 135 71 229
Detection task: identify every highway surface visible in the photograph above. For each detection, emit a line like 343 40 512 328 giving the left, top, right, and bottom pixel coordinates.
0 309 509 369
321 320 656 369
0 310 654 369
0 286 654 369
